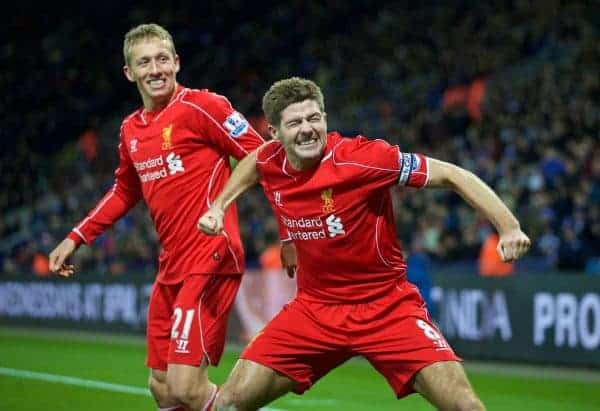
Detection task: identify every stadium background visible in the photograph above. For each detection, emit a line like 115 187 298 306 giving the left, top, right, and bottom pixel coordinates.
1 1 599 410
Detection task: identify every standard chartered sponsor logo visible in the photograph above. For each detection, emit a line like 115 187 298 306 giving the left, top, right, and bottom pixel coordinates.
140 169 168 182
281 214 345 240
282 215 326 240
166 152 184 175
325 214 345 237
134 152 184 182
281 215 323 229
134 155 163 171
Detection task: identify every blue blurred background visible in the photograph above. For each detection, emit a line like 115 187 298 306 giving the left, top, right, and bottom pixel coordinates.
1 0 598 279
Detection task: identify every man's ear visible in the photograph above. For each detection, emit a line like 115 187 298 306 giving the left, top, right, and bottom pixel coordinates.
268 124 278 140
123 65 135 83
174 54 180 74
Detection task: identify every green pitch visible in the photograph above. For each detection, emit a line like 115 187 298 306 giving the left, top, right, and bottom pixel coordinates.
1 327 598 410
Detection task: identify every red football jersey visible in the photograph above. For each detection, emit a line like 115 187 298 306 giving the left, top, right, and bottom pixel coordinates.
69 85 264 283
256 132 429 303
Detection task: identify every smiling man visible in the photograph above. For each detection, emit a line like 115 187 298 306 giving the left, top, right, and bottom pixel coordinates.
48 24 265 411
198 77 531 410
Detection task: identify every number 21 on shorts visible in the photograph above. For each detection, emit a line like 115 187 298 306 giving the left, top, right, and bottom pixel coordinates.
171 308 195 339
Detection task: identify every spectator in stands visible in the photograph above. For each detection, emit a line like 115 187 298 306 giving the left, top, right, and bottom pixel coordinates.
478 232 515 276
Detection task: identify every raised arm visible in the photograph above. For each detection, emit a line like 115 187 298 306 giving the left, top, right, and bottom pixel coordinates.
197 149 259 235
426 158 531 262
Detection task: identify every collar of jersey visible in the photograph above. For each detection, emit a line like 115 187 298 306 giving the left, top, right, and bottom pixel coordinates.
281 134 337 177
139 84 185 124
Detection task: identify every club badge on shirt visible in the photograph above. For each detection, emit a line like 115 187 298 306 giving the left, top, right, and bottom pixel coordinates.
321 188 335 213
162 124 173 150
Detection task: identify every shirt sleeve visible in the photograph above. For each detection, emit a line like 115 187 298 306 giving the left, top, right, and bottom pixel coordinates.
397 151 429 188
193 92 264 160
274 208 291 242
339 136 429 190
68 132 143 246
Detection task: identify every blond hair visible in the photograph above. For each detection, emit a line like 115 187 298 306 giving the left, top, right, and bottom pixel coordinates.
262 77 325 126
123 23 176 66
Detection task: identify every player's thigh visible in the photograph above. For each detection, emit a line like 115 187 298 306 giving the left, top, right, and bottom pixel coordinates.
150 368 167 385
412 361 483 410
218 359 296 408
149 367 176 405
149 367 167 394
166 361 210 394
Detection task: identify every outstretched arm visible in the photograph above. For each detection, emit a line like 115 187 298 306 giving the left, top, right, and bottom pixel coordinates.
426 158 530 262
198 150 259 235
49 135 142 277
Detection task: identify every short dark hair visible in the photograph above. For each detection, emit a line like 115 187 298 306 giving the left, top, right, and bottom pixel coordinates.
262 77 325 126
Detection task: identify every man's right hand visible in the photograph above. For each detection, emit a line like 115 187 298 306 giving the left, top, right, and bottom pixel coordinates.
49 238 77 277
198 207 225 235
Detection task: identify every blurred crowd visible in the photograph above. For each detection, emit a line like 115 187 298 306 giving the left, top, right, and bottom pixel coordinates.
1 1 598 277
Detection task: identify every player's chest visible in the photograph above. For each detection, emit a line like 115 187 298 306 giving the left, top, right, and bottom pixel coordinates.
278 185 359 242
267 163 361 214
124 120 197 161
272 183 350 215
124 114 207 183
267 169 362 240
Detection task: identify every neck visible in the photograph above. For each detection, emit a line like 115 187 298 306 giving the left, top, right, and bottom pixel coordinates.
288 155 321 171
142 83 178 112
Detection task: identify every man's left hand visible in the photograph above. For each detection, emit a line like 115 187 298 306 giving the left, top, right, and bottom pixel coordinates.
497 229 531 262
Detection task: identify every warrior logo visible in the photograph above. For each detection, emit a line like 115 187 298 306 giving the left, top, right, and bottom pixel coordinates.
275 191 283 207
175 339 190 353
130 138 138 153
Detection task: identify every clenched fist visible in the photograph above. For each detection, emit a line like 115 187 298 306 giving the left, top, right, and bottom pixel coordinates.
497 229 531 262
198 207 225 235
